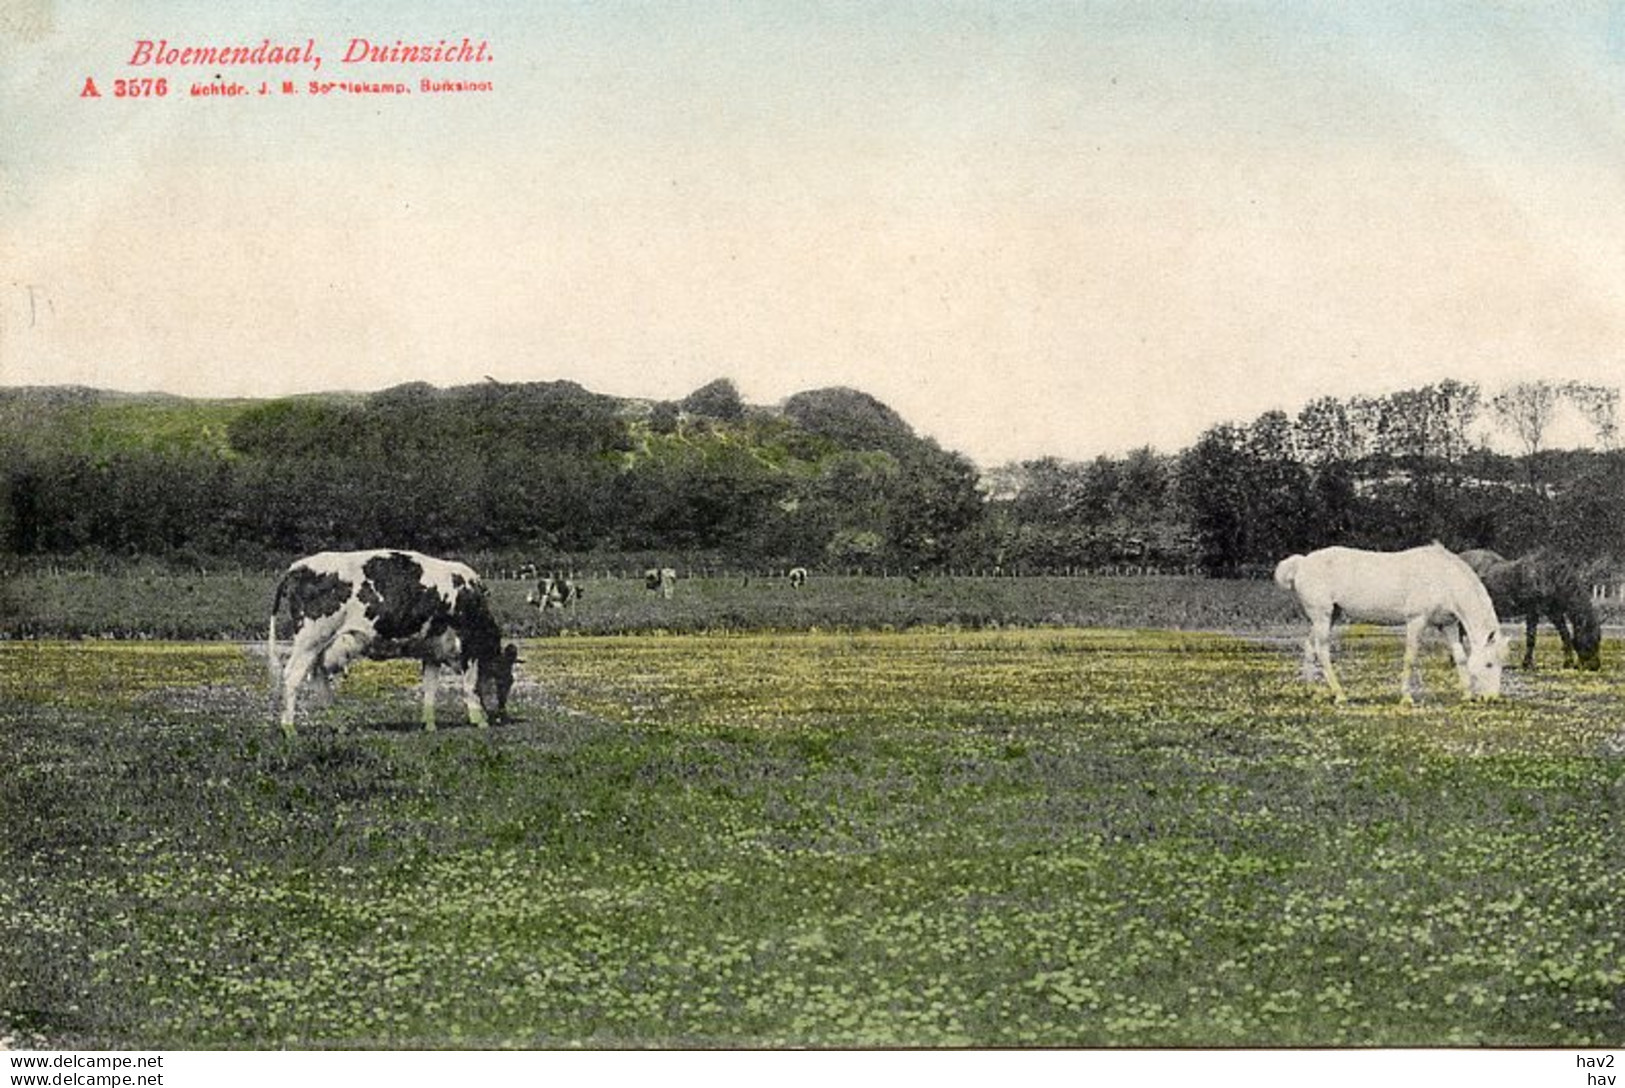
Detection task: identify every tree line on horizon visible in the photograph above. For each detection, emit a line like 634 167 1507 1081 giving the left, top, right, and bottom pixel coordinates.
0 379 981 574
0 377 1621 578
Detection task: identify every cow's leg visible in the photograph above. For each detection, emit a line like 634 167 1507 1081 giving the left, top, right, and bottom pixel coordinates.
421 661 439 732
1309 612 1345 703
461 662 490 729
317 632 368 734
279 631 330 739
302 665 336 726
278 653 309 737
305 637 345 709
1523 614 1538 669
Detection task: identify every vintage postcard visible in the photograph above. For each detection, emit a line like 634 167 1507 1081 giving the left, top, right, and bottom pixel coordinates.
2 3 1621 1084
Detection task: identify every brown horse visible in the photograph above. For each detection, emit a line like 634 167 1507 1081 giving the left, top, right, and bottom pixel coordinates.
1459 548 1602 671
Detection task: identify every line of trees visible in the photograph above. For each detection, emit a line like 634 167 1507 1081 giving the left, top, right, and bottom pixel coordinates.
1169 380 1624 573
0 381 984 573
2 377 1622 577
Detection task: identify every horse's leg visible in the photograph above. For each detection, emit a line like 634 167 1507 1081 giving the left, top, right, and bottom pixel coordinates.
1443 621 1471 698
1400 616 1430 705
1310 613 1345 703
1299 634 1319 681
1550 608 1576 668
1523 614 1538 670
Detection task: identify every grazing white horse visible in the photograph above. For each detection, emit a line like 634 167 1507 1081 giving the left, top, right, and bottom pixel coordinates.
1274 543 1505 703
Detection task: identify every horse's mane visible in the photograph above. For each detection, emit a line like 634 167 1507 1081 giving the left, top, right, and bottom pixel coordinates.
1526 550 1601 630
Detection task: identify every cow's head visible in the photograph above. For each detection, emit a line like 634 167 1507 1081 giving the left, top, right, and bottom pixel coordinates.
476 643 520 722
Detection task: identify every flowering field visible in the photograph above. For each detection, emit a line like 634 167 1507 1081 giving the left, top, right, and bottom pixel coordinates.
2 626 1623 1048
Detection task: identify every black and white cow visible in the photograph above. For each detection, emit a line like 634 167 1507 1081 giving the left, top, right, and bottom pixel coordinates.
645 567 677 599
526 573 583 611
788 566 808 588
268 549 519 737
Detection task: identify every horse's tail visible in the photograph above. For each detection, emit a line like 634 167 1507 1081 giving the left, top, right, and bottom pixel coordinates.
1273 554 1304 592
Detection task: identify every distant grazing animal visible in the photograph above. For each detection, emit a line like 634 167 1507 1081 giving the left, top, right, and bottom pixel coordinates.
526 572 582 611
1458 548 1601 671
268 549 519 738
1274 543 1505 704
645 567 676 599
788 567 808 588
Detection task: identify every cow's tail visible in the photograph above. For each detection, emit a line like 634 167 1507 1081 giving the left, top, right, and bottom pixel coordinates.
1273 554 1304 592
267 573 290 709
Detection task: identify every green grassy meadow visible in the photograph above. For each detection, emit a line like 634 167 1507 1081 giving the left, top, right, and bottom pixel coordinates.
3 610 1624 1048
0 570 1305 641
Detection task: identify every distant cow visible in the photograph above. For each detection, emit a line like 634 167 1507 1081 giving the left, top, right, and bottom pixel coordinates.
526 572 583 611
645 567 677 599
268 549 519 738
788 567 808 588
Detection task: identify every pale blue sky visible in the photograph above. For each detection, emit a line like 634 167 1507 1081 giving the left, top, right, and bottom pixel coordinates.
6 2 1625 463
